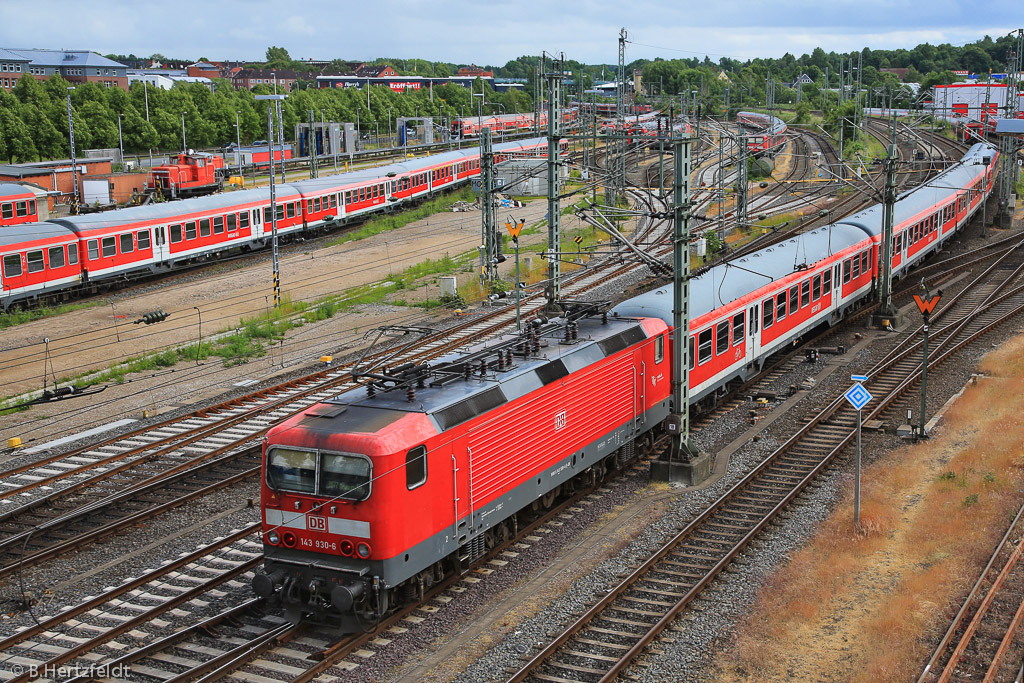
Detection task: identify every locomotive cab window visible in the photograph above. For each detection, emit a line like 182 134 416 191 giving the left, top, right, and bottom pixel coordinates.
267 447 316 494
321 452 371 501
655 335 664 363
406 445 427 490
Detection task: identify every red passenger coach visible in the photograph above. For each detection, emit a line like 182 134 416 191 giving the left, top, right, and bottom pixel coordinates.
255 307 671 630
1 222 82 310
0 183 42 226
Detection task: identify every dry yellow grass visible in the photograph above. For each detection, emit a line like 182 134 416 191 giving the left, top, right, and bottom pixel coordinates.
714 334 1024 683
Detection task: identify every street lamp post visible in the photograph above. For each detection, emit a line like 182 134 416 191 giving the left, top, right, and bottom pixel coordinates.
181 111 187 152
117 114 124 172
66 87 79 211
235 111 242 177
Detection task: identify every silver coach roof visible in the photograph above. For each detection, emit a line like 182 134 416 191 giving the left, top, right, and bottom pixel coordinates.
612 222 872 325
288 137 547 194
50 186 301 233
0 221 76 248
835 143 996 236
0 183 37 199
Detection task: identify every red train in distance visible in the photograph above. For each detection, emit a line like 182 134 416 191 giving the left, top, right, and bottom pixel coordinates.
0 183 43 227
737 111 788 156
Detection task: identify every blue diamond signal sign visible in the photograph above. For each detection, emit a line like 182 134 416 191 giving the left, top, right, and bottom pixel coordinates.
844 383 873 411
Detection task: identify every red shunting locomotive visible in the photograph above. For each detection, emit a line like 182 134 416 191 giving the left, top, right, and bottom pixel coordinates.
253 303 671 631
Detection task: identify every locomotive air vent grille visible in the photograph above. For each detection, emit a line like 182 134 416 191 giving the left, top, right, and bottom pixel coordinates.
535 360 569 386
435 386 507 430
597 326 646 357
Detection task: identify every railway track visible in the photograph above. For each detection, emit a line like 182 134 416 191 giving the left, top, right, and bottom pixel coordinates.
918 502 1024 683
504 237 1024 683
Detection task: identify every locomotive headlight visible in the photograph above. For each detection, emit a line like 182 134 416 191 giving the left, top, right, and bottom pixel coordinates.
356 542 371 558
266 530 280 545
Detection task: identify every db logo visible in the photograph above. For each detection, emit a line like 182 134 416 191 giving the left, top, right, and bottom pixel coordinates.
307 515 327 532
554 410 567 431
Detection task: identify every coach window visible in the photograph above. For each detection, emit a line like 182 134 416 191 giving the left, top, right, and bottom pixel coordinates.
822 268 831 294
688 336 695 370
213 217 224 234
267 447 316 494
28 200 35 216
697 329 712 365
137 230 150 250
26 250 43 273
732 312 745 345
199 220 211 238
843 258 851 283
119 233 134 254
321 452 371 501
170 224 182 243
800 281 810 307
238 212 249 229
286 203 295 219
762 299 774 328
276 204 285 221
263 206 272 223
861 251 869 273
406 445 427 490
716 321 729 355
184 222 197 240
812 274 821 300
15 201 27 217
330 194 337 209
227 214 237 232
776 292 787 321
67 243 78 265
87 239 99 260
101 236 116 257
852 254 861 279
47 246 65 269
788 286 799 313
655 335 664 363
749 306 758 334
1 203 11 220
307 199 314 214
2 255 21 278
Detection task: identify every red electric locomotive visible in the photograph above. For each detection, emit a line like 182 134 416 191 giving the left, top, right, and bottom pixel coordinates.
255 305 671 630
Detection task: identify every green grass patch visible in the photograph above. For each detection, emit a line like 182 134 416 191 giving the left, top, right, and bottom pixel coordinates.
327 187 475 247
0 300 103 330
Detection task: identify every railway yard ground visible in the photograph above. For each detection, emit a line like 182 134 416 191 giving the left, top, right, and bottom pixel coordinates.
1 123 1023 682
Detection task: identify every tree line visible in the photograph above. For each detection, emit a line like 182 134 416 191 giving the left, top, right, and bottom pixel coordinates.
0 72 534 164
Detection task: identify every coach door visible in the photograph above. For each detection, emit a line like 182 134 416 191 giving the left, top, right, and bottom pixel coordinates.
153 226 169 264
747 304 759 362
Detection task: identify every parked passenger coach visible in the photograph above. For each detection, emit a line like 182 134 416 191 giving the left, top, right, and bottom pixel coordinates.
1 138 564 311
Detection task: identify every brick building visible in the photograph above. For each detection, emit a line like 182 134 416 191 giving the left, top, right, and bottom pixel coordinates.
232 68 300 92
0 48 128 91
458 65 493 78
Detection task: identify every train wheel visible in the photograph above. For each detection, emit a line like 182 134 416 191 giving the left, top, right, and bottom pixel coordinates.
541 486 559 509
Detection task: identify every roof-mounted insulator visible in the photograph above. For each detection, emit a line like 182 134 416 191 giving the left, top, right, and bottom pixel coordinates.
366 383 376 398
464 364 472 381
479 359 487 376
406 386 415 402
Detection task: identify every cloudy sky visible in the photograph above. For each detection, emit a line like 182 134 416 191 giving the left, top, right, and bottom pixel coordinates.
2 1 1019 66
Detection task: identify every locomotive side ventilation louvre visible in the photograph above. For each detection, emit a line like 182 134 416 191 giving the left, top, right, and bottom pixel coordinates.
535 360 569 386
597 327 646 357
435 386 507 430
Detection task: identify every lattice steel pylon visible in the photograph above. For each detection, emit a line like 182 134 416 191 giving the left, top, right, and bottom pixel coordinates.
545 57 564 305
997 29 1024 229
